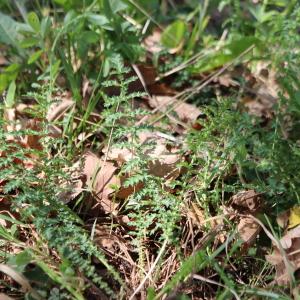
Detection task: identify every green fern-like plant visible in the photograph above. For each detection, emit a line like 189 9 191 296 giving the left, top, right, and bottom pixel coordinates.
0 84 123 299
101 55 181 281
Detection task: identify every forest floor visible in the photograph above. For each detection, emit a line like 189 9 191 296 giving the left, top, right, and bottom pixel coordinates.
1 1 300 299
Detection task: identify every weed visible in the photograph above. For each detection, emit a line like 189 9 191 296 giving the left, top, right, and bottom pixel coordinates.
0 83 123 298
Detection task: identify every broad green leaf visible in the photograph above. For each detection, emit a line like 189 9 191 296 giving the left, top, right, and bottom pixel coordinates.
0 12 23 48
0 74 8 93
0 63 21 93
40 16 51 38
50 59 61 80
54 0 93 10
64 9 77 25
110 0 127 13
5 80 16 108
54 0 67 5
7 250 32 273
27 49 43 64
86 13 109 26
27 11 40 32
5 63 21 74
161 20 187 49
20 37 39 48
77 31 99 58
192 36 261 73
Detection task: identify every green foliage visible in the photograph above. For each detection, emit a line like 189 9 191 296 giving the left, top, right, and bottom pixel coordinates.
2 1 300 299
0 84 123 298
0 0 142 97
101 55 180 268
191 36 261 73
161 20 187 49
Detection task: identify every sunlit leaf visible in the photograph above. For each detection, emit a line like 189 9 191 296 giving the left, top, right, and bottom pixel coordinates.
288 206 300 229
192 36 261 73
161 20 187 49
27 11 40 32
5 80 16 108
20 37 39 48
27 50 43 64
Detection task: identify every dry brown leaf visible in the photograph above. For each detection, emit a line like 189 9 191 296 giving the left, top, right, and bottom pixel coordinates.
64 151 121 212
135 64 156 86
266 225 300 285
149 96 202 124
47 97 74 122
277 210 290 229
0 264 33 293
143 30 163 54
23 118 43 151
0 55 8 66
83 151 120 213
216 73 235 87
103 131 181 180
231 189 261 213
188 202 206 228
4 108 17 139
237 217 261 245
148 83 177 96
241 62 279 118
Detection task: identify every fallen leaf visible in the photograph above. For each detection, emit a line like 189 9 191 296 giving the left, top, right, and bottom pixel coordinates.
237 217 261 245
0 55 8 66
103 131 181 180
135 64 156 86
188 202 206 228
143 30 163 54
65 151 121 213
82 151 120 214
266 225 300 285
231 190 261 213
148 96 202 124
148 83 177 96
215 72 235 87
23 118 43 151
240 63 279 118
276 210 290 229
47 97 74 122
288 206 300 229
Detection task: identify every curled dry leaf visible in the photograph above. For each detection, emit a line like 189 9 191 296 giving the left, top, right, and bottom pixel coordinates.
231 189 261 213
93 225 132 259
149 96 202 124
288 206 300 229
276 206 300 230
231 190 262 246
47 96 74 138
266 225 300 285
0 55 8 65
